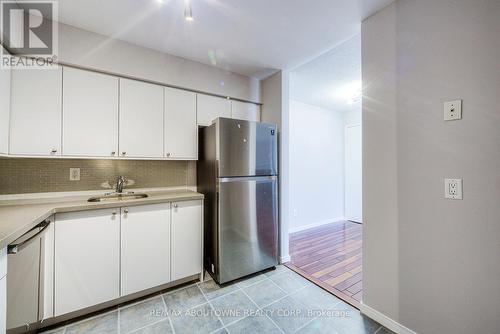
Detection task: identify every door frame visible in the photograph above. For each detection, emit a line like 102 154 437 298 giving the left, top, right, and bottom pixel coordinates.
344 123 362 223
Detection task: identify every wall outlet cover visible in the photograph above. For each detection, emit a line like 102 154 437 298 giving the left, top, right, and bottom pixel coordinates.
445 178 462 200
444 100 462 121
70 168 81 181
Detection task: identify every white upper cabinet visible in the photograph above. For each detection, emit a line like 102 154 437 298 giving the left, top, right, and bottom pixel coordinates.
63 67 119 157
119 79 164 158
54 209 120 316
231 101 261 122
0 48 10 154
165 87 197 159
121 204 171 296
171 200 202 281
197 94 231 126
10 67 62 156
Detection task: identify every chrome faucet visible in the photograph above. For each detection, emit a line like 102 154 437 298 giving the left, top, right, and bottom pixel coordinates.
115 176 126 193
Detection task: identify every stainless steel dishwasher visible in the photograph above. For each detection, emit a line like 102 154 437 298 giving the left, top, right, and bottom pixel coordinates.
7 219 51 332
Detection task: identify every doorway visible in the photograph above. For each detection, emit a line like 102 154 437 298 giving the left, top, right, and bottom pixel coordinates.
285 35 363 308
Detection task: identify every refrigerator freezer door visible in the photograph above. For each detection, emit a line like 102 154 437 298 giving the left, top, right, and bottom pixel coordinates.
217 118 278 177
217 176 279 283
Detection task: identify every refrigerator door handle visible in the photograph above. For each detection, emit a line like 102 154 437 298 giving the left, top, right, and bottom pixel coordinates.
219 175 277 183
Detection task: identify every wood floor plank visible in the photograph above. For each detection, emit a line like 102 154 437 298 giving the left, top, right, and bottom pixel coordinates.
287 220 363 309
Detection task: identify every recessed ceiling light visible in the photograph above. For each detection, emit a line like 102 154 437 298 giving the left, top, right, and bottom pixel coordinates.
184 4 194 21
335 81 361 104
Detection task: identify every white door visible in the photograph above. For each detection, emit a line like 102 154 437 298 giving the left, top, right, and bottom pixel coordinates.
197 94 231 126
165 88 197 159
119 79 164 158
121 204 171 296
171 200 202 281
231 101 260 122
0 49 10 154
54 209 120 316
345 125 362 223
10 67 62 156
63 67 119 157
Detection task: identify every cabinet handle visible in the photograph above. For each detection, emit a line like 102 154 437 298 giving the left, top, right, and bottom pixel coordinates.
111 151 116 156
173 204 178 208
112 211 117 217
50 148 57 154
121 152 127 156
124 208 129 214
166 152 171 157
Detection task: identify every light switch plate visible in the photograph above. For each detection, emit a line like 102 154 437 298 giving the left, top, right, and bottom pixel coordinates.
444 100 462 121
445 178 462 200
70 168 81 181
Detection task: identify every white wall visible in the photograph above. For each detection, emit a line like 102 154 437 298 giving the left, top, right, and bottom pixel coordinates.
362 1 500 333
289 100 345 233
344 102 362 126
262 70 290 262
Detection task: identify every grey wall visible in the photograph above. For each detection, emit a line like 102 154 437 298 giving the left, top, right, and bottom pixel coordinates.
262 71 291 262
57 23 261 103
362 2 399 323
363 1 500 333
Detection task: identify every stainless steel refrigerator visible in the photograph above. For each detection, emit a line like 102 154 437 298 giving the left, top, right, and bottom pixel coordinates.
198 118 279 284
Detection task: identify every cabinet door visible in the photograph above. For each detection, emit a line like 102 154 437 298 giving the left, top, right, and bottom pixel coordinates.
63 67 119 157
231 101 260 122
55 209 120 316
171 200 202 281
0 276 5 334
119 79 164 158
121 204 171 296
0 49 10 154
10 67 62 156
165 87 197 159
197 94 231 127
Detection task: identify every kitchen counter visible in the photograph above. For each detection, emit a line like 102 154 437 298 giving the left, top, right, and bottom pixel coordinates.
0 189 204 249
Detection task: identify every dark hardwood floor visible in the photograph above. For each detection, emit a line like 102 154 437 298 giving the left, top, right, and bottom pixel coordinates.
286 220 362 308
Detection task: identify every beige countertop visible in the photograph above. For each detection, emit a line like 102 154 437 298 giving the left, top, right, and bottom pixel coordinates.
0 189 204 250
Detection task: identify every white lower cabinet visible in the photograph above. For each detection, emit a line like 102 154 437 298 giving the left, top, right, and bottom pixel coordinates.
0 247 6 334
0 275 5 334
52 200 202 318
121 204 171 296
171 200 202 281
54 209 120 316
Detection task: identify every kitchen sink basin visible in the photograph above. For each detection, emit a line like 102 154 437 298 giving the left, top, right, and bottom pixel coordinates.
87 192 149 202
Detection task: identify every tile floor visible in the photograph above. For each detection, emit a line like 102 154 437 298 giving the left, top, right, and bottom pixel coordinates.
41 266 393 334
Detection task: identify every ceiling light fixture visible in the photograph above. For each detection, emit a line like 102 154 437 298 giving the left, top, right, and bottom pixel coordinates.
335 81 362 105
184 1 193 21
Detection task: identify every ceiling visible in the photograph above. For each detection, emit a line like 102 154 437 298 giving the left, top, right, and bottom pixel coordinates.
290 35 361 111
38 0 393 79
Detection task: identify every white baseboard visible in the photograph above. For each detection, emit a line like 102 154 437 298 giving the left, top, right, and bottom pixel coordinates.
289 217 345 234
279 255 291 263
360 303 417 334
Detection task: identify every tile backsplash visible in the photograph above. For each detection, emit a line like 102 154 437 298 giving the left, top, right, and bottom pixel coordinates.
0 158 196 195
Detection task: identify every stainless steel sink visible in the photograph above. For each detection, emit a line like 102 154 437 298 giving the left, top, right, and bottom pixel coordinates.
88 192 148 202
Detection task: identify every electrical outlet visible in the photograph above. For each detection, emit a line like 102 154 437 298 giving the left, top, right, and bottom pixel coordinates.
70 168 81 181
445 178 462 200
444 100 462 121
